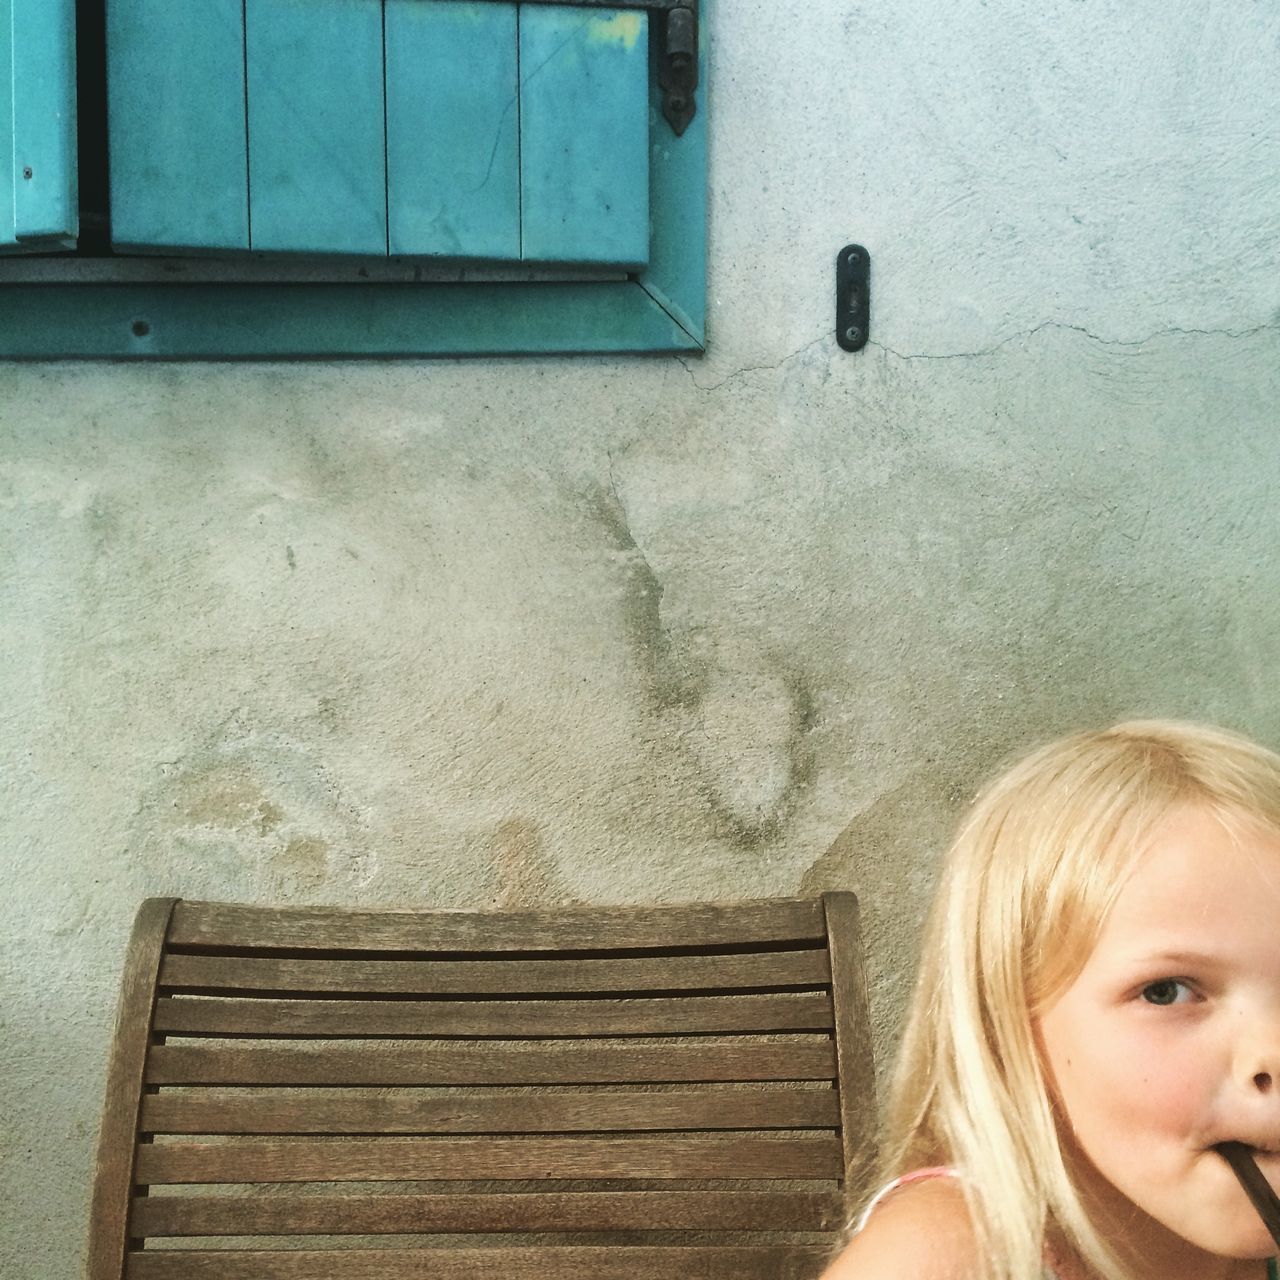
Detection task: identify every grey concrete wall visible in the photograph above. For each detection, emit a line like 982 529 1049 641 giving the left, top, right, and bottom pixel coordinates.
3 1 1278 1274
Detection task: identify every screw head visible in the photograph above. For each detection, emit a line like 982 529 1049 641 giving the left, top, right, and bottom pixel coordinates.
22 167 33 180
844 325 862 345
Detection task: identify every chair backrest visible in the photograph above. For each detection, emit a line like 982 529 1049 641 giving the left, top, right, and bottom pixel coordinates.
87 893 875 1280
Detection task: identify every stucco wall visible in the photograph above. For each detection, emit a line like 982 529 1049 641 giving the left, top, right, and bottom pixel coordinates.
3 2 1278 1274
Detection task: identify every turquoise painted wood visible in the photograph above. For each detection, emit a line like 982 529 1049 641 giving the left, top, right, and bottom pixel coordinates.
0 0 14 249
1 0 77 252
520 5 649 267
107 0 249 251
637 1 707 343
0 281 700 356
246 0 386 254
0 2 708 355
386 1 520 259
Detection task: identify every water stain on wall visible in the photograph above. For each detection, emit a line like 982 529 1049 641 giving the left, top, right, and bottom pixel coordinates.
583 480 699 713
488 817 578 909
801 764 974 1066
681 646 816 848
133 735 373 898
172 760 285 836
582 479 815 849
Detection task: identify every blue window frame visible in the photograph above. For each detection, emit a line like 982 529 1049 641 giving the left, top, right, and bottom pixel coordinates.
0 0 706 357
1 0 78 254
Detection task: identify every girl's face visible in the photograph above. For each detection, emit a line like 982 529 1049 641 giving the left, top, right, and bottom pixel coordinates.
1036 804 1280 1270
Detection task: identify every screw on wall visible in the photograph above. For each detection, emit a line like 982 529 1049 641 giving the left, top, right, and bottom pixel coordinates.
22 167 33 180
836 243 870 352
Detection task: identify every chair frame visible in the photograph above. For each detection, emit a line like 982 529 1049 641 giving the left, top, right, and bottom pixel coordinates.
87 893 875 1280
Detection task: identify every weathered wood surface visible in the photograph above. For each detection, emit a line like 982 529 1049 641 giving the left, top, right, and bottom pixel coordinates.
141 1085 839 1134
823 891 879 1206
146 1040 839 1086
132 1188 845 1236
159 948 832 994
136 1132 845 1184
167 898 827 951
152 991 835 1038
126 1245 834 1280
85 899 179 1280
90 893 874 1280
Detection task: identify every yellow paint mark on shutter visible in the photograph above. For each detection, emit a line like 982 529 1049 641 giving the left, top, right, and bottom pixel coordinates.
585 12 643 48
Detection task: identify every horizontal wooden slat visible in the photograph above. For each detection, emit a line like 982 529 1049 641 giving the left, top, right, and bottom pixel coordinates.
135 1134 844 1183
127 1244 833 1280
146 1041 839 1086
166 899 827 952
159 949 832 995
153 993 834 1038
132 1188 845 1236
141 1086 839 1135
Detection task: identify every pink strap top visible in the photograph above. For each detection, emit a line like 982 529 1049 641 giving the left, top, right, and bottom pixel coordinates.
853 1165 957 1235
857 1167 1278 1280
854 1167 1062 1279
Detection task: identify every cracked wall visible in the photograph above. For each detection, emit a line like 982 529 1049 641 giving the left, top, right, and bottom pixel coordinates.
3 2 1279 1275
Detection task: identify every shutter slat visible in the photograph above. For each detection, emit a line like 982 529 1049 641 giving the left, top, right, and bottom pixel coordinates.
2 0 78 251
246 0 386 253
520 5 649 266
386 0 519 258
107 0 248 251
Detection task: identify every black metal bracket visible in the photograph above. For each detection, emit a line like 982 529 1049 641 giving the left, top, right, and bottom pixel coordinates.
458 0 699 136
836 243 869 352
657 6 698 135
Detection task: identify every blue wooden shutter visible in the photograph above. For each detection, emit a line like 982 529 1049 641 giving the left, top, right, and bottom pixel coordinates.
108 0 249 251
110 0 387 255
107 0 652 267
383 1 650 267
385 0 520 259
247 0 387 254
1 0 77 253
519 6 649 267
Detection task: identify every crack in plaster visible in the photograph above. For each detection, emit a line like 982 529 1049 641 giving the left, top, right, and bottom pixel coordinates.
871 318 1280 362
671 319 1278 388
673 334 830 392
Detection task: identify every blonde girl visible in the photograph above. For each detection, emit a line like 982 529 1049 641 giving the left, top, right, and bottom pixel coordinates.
822 720 1280 1280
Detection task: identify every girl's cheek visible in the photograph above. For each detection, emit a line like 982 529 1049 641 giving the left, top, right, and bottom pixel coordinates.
1129 1054 1208 1126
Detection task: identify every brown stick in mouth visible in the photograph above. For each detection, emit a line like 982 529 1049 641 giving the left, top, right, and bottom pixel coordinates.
1217 1141 1280 1251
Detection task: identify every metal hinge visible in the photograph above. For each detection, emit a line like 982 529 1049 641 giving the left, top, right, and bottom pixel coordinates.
465 0 699 136
836 243 870 352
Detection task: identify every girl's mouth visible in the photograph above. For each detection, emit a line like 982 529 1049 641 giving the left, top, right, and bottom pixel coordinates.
1216 1141 1280 1249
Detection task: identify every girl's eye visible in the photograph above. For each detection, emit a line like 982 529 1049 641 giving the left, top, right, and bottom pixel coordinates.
1141 979 1195 1006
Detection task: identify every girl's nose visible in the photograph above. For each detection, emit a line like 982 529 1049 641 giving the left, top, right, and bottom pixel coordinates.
1240 1026 1280 1093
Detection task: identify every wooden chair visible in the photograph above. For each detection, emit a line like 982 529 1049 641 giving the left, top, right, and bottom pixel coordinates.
88 893 876 1280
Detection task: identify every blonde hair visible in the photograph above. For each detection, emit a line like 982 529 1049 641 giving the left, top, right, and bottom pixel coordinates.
873 720 1280 1280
